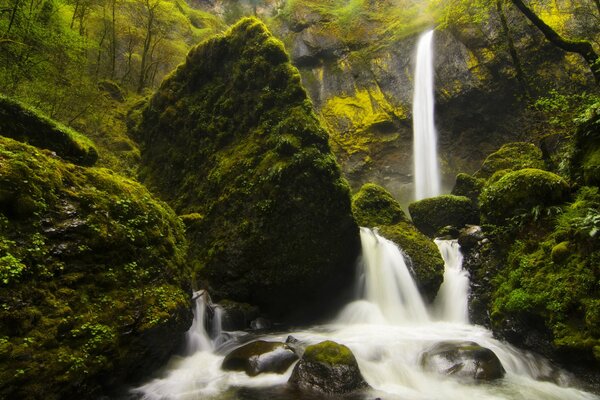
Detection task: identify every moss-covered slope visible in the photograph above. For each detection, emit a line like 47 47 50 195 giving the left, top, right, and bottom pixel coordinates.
132 17 360 318
0 95 98 166
352 183 443 302
0 137 191 399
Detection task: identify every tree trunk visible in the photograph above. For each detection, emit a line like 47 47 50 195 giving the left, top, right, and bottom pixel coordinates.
510 0 600 83
110 0 116 79
6 0 22 35
137 0 155 93
497 0 528 94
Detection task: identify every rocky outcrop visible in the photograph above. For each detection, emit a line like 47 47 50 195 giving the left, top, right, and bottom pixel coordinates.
289 340 368 394
352 183 444 302
131 17 360 319
222 340 298 376
421 341 505 381
0 137 191 399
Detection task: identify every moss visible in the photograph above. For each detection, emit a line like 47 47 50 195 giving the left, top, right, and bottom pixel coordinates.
131 17 360 319
408 195 480 238
0 137 191 399
571 103 600 186
352 183 408 226
303 341 355 366
351 183 443 301
551 241 570 264
0 95 98 166
451 173 485 204
479 168 570 224
474 142 545 180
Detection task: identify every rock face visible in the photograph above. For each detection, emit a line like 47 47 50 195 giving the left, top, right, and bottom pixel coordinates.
289 340 368 394
0 137 191 399
409 195 480 237
351 183 444 302
0 95 98 166
222 340 298 376
421 341 506 381
132 17 360 318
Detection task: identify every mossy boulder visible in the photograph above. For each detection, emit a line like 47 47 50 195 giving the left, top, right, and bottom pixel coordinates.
351 183 443 302
351 183 408 226
479 168 570 224
571 103 600 186
408 195 480 238
131 17 360 318
0 137 191 399
474 142 545 180
451 173 485 204
289 340 368 394
0 95 98 166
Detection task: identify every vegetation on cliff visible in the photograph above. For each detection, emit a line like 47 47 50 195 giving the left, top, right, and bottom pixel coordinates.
132 17 360 318
0 136 191 398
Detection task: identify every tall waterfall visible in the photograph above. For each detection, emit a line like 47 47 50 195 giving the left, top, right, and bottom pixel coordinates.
413 29 441 200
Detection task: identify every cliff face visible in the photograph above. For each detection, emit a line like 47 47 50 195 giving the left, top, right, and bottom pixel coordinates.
132 17 360 319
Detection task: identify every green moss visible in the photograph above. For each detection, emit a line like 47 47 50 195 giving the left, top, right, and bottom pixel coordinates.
408 195 479 237
303 340 355 366
451 173 485 204
0 137 191 399
474 142 545 180
571 104 600 186
352 183 408 226
132 17 359 318
479 168 570 224
0 95 98 166
551 241 570 264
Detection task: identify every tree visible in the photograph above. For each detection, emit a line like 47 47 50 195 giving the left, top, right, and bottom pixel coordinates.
510 0 600 83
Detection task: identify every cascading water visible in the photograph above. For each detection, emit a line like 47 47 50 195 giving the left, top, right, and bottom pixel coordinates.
413 29 441 200
133 228 598 400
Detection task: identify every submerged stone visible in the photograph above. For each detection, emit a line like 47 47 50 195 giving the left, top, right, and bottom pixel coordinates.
131 17 359 319
222 340 298 376
289 340 368 394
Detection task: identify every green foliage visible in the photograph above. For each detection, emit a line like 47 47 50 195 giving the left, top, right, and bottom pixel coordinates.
408 195 479 237
0 136 191 399
132 17 359 318
352 183 408 226
303 341 355 366
475 142 545 180
479 168 570 224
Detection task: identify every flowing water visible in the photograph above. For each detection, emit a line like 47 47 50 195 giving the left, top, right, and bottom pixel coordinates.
413 29 441 201
132 228 599 400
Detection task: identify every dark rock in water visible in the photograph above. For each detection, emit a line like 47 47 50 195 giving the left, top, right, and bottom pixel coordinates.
131 17 360 320
421 341 505 381
250 317 272 331
409 195 479 238
289 340 368 394
218 300 260 331
458 225 485 251
286 335 308 356
222 340 298 376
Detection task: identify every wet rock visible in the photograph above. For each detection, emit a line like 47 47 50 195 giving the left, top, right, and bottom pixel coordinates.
289 340 369 394
421 341 505 381
222 340 299 376
218 300 260 331
458 225 485 251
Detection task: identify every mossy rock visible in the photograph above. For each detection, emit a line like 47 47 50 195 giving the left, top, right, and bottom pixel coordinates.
131 17 360 319
222 340 298 376
408 195 480 238
289 340 368 394
352 183 408 226
479 168 570 224
571 103 600 186
0 95 98 166
474 142 545 180
0 137 191 399
351 183 443 302
451 173 485 204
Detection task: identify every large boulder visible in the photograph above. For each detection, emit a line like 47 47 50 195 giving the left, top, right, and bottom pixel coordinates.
451 173 485 204
0 95 98 166
474 142 545 180
479 168 570 224
409 195 480 237
0 137 191 399
222 340 298 376
352 183 444 302
131 17 360 318
421 341 505 381
289 340 368 394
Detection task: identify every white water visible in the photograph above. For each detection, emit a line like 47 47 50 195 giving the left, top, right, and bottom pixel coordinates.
133 229 598 400
413 29 441 200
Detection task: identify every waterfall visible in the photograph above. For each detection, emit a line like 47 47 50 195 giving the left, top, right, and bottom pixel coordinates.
413 29 441 200
337 228 429 325
433 239 470 323
184 291 213 354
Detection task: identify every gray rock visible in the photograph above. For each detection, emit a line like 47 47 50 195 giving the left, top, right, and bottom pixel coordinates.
222 340 298 376
458 225 485 250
